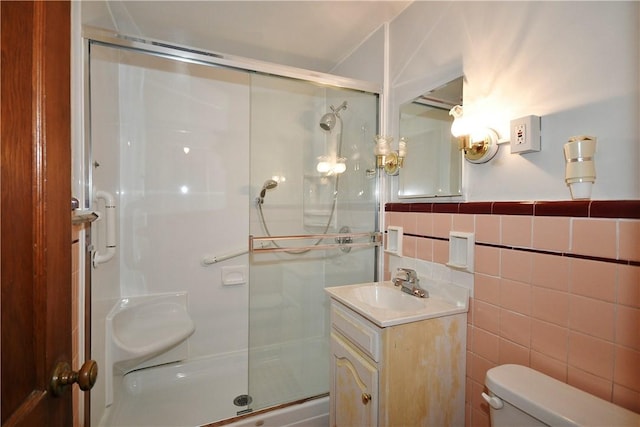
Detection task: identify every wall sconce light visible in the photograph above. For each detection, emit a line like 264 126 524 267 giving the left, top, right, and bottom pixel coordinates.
374 135 407 175
449 105 499 164
316 156 346 175
564 135 596 199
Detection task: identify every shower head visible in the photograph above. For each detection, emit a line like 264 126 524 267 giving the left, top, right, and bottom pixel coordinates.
257 179 278 204
319 101 348 131
319 113 336 131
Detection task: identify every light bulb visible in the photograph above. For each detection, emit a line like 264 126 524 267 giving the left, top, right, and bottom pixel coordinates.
375 140 390 155
374 135 393 156
316 156 331 173
451 116 469 137
398 138 407 158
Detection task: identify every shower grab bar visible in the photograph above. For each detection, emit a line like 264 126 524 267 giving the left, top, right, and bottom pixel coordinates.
93 189 117 267
249 232 381 254
202 249 248 266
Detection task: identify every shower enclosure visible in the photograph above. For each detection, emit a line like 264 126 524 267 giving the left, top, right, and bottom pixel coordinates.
84 30 380 426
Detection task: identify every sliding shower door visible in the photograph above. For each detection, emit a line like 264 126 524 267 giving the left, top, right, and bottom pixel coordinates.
248 74 379 411
88 42 253 426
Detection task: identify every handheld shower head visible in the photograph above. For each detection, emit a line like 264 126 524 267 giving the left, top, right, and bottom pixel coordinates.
260 179 278 197
257 179 278 204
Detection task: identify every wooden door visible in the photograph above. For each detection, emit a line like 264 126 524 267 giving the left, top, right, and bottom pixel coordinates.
1 1 73 425
330 332 378 427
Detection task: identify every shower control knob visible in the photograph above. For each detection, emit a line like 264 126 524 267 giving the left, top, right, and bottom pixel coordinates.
50 360 98 397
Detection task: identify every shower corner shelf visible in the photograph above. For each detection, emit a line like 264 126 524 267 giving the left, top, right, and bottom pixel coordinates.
104 292 195 406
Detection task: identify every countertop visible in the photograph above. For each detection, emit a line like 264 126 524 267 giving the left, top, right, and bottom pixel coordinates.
325 280 469 327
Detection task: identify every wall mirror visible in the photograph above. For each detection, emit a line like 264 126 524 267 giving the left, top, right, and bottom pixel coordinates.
398 76 463 198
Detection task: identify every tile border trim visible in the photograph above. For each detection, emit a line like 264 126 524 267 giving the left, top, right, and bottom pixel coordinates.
401 232 640 267
385 200 640 219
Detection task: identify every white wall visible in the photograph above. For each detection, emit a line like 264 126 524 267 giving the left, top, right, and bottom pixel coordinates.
331 25 386 86
388 1 639 201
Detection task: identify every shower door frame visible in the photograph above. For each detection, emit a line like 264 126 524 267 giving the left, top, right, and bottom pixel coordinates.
81 25 383 424
82 27 382 93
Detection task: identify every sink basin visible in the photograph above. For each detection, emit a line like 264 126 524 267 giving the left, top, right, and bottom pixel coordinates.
352 286 424 311
325 281 468 327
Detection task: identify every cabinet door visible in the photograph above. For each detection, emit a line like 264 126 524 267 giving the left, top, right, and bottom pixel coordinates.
330 332 378 427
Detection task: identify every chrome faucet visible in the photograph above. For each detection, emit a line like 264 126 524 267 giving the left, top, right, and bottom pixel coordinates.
392 268 428 298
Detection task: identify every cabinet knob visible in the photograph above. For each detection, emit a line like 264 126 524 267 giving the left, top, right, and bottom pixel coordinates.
361 392 372 405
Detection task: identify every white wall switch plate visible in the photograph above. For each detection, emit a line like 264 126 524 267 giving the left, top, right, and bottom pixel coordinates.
510 115 541 154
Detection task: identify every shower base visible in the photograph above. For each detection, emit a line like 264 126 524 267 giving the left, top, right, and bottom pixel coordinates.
100 350 247 427
99 337 328 427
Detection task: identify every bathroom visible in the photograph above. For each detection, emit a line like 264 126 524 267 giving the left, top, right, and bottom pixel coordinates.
69 1 639 427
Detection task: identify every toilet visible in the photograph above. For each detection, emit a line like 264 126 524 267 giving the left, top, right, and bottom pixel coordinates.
484 364 640 426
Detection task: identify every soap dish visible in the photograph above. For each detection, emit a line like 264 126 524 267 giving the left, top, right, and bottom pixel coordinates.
385 226 403 256
446 231 475 273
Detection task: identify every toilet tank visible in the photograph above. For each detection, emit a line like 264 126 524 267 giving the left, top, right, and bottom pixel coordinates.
484 364 640 427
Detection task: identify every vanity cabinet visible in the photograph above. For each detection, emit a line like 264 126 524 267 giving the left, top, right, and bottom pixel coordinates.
329 300 466 427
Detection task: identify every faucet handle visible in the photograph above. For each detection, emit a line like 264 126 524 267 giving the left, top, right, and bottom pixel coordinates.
396 267 418 282
393 268 408 286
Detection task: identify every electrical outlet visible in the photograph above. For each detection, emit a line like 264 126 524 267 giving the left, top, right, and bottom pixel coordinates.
510 115 541 154
515 124 526 145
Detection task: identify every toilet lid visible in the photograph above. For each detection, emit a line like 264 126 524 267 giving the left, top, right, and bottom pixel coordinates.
485 365 640 427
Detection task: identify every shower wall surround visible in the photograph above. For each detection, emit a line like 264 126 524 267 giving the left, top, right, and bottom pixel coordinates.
385 201 640 426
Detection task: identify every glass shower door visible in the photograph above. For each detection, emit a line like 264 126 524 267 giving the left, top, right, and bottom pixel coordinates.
248 74 379 411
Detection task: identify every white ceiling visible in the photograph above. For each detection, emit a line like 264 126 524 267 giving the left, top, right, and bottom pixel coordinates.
94 1 411 72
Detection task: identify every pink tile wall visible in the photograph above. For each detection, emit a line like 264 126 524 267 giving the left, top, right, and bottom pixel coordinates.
384 211 640 426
